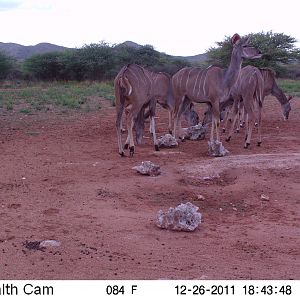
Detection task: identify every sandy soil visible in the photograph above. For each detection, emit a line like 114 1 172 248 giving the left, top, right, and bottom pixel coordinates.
0 96 299 280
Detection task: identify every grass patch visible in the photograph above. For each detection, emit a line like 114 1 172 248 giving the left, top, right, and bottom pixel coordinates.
0 81 115 111
278 79 300 96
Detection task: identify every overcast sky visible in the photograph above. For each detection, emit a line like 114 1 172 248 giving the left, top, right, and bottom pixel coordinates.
0 0 299 56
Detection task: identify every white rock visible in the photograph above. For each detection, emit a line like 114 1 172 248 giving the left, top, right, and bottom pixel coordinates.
39 240 61 247
156 202 202 231
260 194 270 201
184 124 207 140
157 134 178 148
208 141 229 157
132 161 161 176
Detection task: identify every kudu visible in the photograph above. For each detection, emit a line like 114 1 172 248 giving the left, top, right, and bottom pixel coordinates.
172 34 262 143
225 66 292 147
115 64 174 156
225 65 264 148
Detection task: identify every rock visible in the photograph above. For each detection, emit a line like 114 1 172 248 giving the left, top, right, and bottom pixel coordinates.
260 194 270 201
208 140 229 157
157 134 178 148
132 161 161 176
184 124 207 140
156 202 202 231
39 240 61 247
197 194 205 200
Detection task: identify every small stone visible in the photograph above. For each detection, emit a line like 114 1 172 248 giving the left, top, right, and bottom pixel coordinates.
260 194 270 201
197 195 205 200
39 240 61 247
132 161 161 176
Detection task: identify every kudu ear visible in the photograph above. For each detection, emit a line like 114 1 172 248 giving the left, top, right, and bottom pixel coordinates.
288 95 293 101
231 33 241 45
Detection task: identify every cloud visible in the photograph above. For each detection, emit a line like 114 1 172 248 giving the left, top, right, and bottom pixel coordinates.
0 0 21 11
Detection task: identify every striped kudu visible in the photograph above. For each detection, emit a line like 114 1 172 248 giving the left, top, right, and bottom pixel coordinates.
115 64 173 156
172 34 262 144
225 66 292 147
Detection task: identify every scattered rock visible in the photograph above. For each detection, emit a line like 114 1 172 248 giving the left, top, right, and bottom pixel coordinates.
197 194 205 200
39 240 61 247
23 240 45 251
208 140 229 157
157 134 178 148
183 124 207 140
156 202 202 231
260 194 270 201
132 161 161 176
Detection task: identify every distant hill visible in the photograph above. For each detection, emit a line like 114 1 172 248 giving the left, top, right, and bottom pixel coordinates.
0 41 208 64
0 42 69 60
118 41 142 49
118 41 208 64
175 53 208 64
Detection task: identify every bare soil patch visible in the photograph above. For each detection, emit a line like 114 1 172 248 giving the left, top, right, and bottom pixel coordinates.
0 96 299 279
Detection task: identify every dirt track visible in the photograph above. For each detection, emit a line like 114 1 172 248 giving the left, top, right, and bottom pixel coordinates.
0 95 299 279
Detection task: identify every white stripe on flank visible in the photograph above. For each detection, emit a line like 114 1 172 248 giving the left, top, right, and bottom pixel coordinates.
202 69 208 97
179 70 185 92
193 70 201 97
130 68 140 88
197 70 205 98
185 68 193 92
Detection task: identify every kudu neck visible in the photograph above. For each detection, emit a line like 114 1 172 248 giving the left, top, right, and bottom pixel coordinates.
224 48 243 89
271 81 288 104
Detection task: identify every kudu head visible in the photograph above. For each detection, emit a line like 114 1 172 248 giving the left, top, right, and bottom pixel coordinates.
231 34 262 60
183 103 200 126
281 95 293 120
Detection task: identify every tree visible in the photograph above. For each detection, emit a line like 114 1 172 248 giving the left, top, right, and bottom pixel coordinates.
78 42 115 80
23 52 65 80
206 31 300 77
0 51 15 80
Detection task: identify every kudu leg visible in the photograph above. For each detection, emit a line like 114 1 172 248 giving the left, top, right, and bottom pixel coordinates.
149 99 159 151
210 103 221 142
168 110 173 134
173 96 188 140
244 112 255 148
116 106 125 156
225 113 238 142
257 107 262 146
222 106 233 133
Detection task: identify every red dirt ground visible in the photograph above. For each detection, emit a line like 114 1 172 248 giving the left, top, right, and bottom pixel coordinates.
0 96 299 280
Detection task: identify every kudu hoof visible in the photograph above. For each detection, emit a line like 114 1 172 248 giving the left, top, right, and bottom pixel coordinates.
225 136 231 142
129 146 134 157
124 143 129 150
257 141 262 147
222 128 226 133
168 129 173 134
119 151 125 157
155 145 159 151
244 143 250 149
